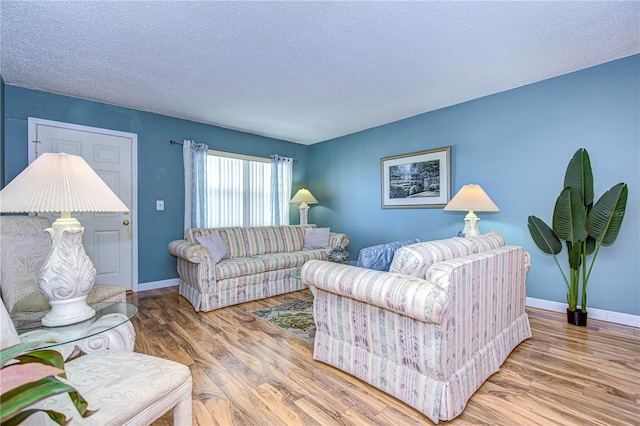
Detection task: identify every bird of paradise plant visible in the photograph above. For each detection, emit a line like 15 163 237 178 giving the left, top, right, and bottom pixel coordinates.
527 148 628 325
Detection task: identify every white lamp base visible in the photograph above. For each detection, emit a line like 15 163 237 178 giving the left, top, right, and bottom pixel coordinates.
298 203 310 225
38 213 97 326
41 296 96 327
462 211 482 237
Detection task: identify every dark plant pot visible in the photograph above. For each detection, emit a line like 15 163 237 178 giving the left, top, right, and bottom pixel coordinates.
567 308 588 326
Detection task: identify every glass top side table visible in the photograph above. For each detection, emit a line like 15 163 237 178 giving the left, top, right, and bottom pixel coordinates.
11 302 138 359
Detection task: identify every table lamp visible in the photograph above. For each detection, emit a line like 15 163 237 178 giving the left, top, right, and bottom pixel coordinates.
290 188 318 225
0 152 129 326
444 184 499 237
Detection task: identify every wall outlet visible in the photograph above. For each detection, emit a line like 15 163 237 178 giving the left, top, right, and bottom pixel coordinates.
156 200 165 211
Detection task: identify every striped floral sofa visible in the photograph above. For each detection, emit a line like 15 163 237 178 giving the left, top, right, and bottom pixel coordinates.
169 225 349 312
301 232 531 423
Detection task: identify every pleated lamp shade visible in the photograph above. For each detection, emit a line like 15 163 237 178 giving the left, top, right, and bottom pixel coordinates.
0 152 129 213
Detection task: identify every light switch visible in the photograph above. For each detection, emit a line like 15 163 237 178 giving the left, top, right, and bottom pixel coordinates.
156 200 165 211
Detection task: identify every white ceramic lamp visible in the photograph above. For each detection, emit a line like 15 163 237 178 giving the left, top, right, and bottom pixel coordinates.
290 188 318 225
444 184 499 237
0 153 129 326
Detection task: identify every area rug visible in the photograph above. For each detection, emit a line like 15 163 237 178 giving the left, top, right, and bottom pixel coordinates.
252 296 315 344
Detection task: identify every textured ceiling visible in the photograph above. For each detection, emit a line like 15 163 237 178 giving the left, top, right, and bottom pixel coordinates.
1 1 638 145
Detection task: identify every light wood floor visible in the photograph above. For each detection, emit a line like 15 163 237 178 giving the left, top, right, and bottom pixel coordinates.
128 287 640 426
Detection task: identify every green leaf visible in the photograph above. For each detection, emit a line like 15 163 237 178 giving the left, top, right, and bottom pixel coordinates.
587 183 628 245
0 343 41 368
567 241 582 270
553 188 587 244
68 390 96 417
528 216 562 254
16 350 66 379
564 148 594 207
1 408 67 426
0 376 75 422
584 236 596 256
0 363 65 394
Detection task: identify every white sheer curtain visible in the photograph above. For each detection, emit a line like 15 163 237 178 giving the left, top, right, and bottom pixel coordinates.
270 155 293 225
183 139 209 230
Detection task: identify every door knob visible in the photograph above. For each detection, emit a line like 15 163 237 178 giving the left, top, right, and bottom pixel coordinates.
123 220 130 226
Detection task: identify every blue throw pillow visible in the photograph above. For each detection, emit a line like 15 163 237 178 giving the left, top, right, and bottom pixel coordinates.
356 238 421 271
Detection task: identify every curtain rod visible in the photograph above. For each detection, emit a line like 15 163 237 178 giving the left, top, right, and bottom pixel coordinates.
170 140 297 163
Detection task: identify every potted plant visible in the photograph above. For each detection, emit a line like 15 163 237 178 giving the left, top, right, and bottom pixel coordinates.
527 148 628 326
1 342 92 425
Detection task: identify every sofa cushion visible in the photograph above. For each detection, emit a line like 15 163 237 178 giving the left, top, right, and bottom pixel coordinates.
303 227 330 250
466 231 506 253
216 227 246 258
215 257 265 280
254 251 328 271
243 226 285 256
357 238 421 271
389 237 476 279
196 234 230 263
188 227 246 258
280 225 316 252
215 250 329 279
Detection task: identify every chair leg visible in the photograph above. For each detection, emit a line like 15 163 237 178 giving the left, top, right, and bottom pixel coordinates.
172 380 193 425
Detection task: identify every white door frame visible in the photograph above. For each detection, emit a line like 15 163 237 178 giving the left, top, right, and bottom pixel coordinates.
27 117 139 293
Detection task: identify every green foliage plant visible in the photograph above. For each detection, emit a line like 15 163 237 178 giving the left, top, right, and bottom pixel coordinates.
527 148 628 313
0 342 93 426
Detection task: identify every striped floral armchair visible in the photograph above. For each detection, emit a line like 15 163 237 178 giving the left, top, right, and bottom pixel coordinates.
301 232 531 423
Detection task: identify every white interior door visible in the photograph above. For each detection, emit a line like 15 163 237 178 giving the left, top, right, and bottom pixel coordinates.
28 118 138 292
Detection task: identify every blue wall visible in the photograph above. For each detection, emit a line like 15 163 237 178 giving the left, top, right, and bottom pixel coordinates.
2 88 311 283
2 55 638 316
310 55 640 316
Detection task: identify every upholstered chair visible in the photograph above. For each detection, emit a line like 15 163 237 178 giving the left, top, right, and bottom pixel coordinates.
1 296 193 425
303 233 531 423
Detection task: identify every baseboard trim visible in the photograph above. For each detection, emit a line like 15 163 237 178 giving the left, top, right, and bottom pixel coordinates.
526 297 639 328
137 278 180 292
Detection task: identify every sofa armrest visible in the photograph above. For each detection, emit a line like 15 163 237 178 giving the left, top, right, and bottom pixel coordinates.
168 240 217 305
425 246 531 374
168 240 210 264
301 260 448 324
328 232 350 249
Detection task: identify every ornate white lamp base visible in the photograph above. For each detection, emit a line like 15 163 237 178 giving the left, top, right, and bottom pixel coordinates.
42 296 96 327
462 211 482 237
38 213 97 326
298 203 310 225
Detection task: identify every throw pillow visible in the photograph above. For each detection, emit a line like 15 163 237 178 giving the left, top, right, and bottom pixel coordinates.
356 238 420 271
195 234 230 263
303 228 330 250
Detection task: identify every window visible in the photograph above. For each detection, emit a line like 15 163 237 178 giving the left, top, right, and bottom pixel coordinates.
205 150 291 227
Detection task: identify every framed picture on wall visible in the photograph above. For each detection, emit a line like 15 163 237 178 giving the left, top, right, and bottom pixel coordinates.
380 146 451 208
